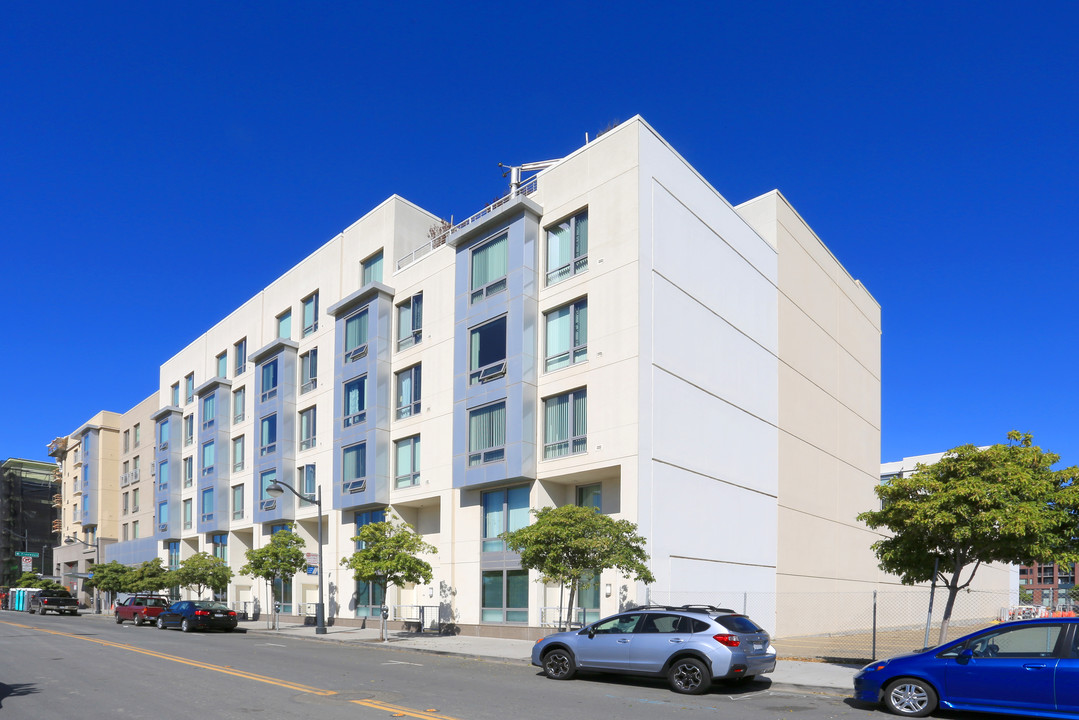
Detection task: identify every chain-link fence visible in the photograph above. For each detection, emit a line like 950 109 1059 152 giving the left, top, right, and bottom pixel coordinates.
649 588 1018 662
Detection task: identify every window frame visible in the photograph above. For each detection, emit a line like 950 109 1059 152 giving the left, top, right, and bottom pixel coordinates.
343 375 367 428
545 209 588 286
395 364 421 420
543 388 588 460
544 297 588 372
342 442 367 494
394 435 421 489
300 348 318 394
302 291 319 337
470 232 508 304
234 338 247 376
468 400 507 466
469 315 508 385
344 307 370 362
260 414 278 457
396 293 423 350
299 406 316 451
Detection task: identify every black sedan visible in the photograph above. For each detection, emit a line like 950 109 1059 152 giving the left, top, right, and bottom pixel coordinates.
156 600 238 632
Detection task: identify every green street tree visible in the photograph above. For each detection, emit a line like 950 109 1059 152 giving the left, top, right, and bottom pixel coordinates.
502 504 656 630
240 524 307 628
1019 588 1034 605
173 552 233 599
13 573 63 591
858 431 1079 643
129 558 174 594
341 516 437 641
84 560 136 608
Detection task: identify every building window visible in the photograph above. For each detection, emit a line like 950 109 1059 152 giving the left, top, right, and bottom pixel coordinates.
122 492 130 515
354 508 386 617
260 359 279 403
122 523 129 541
299 407 316 451
482 485 529 553
468 401 506 466
482 569 529 623
233 387 245 423
300 349 318 393
202 392 216 430
158 501 169 533
344 308 369 362
395 365 421 420
469 315 507 384
1039 564 1056 584
133 423 140 447
576 482 601 510
343 376 367 427
259 469 277 510
157 461 169 492
171 383 180 407
302 292 319 337
362 250 383 286
132 487 140 513
167 541 180 570
260 415 277 456
1060 563 1076 585
132 520 140 538
235 338 247 376
216 352 228 379
158 418 170 451
183 414 194 446
397 293 423 350
342 443 366 494
201 488 215 522
132 455 141 482
232 435 245 472
546 209 588 285
543 389 587 459
183 456 193 488
231 485 244 520
277 309 292 339
183 498 193 529
545 298 587 372
394 436 421 489
211 533 227 562
298 464 316 505
185 373 195 404
201 440 216 476
470 232 508 303
123 430 130 453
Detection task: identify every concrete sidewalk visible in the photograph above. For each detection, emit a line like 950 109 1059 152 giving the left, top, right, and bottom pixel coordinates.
244 620 859 697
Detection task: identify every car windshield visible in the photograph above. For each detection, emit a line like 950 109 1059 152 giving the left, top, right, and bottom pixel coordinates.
193 601 230 610
40 590 71 597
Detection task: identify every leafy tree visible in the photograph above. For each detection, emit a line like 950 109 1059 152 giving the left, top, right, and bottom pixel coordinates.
341 516 437 640
173 552 233 599
502 504 656 630
240 524 307 628
1018 588 1034 605
12 573 63 591
84 560 136 608
128 558 174 593
858 431 1079 643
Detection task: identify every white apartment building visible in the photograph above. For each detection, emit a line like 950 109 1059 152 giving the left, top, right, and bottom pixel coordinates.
52 117 888 637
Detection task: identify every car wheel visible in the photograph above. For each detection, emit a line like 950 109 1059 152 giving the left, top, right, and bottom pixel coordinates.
134 613 143 626
883 678 938 717
181 618 193 633
115 612 123 624
668 657 710 695
542 648 577 680
157 617 167 630
28 608 36 614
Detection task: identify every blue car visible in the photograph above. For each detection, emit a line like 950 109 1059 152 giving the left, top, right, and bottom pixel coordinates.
156 600 238 633
854 617 1079 717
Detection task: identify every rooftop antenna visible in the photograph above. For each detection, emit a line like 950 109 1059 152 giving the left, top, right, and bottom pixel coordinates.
498 159 560 196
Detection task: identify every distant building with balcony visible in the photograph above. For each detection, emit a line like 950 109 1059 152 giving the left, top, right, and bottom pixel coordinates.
0 458 58 587
52 116 898 637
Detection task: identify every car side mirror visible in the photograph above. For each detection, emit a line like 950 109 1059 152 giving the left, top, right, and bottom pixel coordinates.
957 648 974 665
588 629 596 639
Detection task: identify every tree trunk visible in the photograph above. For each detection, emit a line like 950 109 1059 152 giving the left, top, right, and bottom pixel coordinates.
565 580 578 631
937 577 961 645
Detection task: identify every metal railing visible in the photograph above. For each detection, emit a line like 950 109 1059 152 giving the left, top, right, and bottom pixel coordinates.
541 606 585 629
397 176 539 272
392 604 445 632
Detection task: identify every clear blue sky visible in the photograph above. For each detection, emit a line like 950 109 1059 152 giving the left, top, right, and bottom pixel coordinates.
3 3 1077 467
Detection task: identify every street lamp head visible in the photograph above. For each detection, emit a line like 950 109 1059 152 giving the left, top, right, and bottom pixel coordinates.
64 536 75 546
265 482 285 499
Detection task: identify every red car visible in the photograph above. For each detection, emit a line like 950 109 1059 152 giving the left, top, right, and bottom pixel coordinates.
115 595 170 625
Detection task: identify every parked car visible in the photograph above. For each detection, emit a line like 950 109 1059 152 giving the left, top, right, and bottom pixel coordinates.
156 600 238 633
531 605 776 695
28 588 79 615
115 595 170 625
853 616 1079 717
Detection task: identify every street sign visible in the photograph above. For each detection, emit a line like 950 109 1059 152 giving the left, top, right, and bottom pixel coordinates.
15 551 39 558
21 556 32 572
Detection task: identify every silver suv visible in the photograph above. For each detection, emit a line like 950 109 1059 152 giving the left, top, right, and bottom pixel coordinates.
530 605 776 694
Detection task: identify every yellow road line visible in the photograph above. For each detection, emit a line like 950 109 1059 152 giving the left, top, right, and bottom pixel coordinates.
0 619 335 696
352 699 462 720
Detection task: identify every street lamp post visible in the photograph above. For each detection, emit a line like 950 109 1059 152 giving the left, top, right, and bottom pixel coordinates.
64 535 100 614
265 480 326 634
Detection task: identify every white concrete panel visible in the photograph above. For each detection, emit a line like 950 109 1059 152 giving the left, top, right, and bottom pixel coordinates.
652 369 778 497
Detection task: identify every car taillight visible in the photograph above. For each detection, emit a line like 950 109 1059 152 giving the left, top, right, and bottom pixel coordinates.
227 611 236 617
194 610 210 617
713 634 741 647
